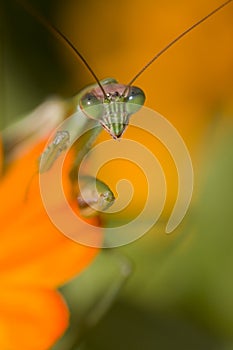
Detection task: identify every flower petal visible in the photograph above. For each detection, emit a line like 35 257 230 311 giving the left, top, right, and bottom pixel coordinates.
0 140 43 224
0 286 68 350
0 138 100 286
0 227 99 287
0 137 3 176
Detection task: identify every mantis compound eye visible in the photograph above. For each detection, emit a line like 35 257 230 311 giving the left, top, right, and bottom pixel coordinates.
80 92 104 121
125 86 146 115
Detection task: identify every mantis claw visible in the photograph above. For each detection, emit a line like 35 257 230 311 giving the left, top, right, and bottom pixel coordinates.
77 176 115 217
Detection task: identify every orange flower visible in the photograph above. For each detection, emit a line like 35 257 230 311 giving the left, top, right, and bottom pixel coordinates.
0 107 99 349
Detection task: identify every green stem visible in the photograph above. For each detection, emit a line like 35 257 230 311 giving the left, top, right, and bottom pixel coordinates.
69 251 133 350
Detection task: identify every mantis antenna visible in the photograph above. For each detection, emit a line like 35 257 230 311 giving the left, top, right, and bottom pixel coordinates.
126 0 232 89
16 0 232 97
15 0 108 100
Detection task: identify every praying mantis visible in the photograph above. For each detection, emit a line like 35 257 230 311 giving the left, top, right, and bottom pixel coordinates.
16 0 232 217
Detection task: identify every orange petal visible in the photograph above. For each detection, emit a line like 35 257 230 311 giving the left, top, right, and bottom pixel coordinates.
0 137 2 176
0 138 100 287
0 225 99 287
0 140 44 219
0 286 68 350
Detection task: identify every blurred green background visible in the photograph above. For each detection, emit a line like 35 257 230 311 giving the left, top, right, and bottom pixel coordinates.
1 0 89 129
1 0 233 349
